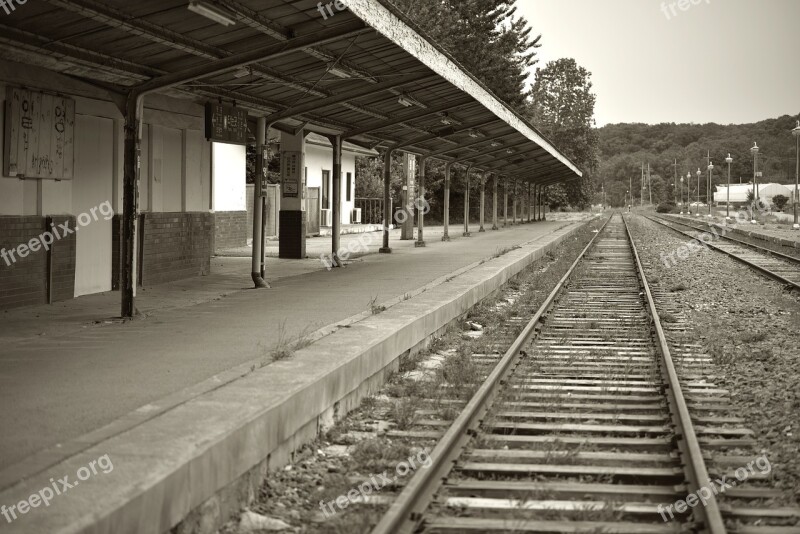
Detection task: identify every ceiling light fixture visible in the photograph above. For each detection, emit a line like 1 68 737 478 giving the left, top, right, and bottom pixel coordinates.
327 64 351 78
506 148 515 154
440 113 452 125
233 67 251 78
491 140 502 147
468 129 480 138
398 94 414 107
188 1 237 26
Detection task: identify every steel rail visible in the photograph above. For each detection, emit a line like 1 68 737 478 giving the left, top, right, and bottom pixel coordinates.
652 215 800 265
369 214 613 534
645 215 800 291
623 215 727 534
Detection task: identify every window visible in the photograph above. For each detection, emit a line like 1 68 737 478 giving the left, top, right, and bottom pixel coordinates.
346 172 352 202
322 170 330 209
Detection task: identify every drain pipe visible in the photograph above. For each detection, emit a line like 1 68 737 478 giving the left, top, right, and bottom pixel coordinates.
251 117 270 288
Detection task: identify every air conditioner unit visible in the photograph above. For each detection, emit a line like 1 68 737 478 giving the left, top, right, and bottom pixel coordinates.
321 209 333 227
351 208 362 224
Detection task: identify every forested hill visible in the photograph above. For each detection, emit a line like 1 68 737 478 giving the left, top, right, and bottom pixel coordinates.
598 115 799 185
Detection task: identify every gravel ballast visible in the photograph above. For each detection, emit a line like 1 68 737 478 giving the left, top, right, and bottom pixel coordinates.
627 214 800 506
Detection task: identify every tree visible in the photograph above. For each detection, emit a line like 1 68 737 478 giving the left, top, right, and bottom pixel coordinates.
527 58 599 207
545 184 569 211
390 0 541 111
772 194 789 211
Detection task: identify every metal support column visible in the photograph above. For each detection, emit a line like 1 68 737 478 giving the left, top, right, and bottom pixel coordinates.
121 93 143 318
442 162 452 241
542 186 547 221
527 182 532 223
503 177 508 227
463 166 471 237
380 149 393 253
252 117 270 285
416 157 427 247
511 178 517 225
479 172 486 232
331 134 343 266
492 174 498 230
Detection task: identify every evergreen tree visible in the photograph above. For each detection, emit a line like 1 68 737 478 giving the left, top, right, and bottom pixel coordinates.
389 0 541 110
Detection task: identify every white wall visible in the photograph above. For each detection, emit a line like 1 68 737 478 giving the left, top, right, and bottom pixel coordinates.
305 143 357 225
212 143 246 212
0 67 212 298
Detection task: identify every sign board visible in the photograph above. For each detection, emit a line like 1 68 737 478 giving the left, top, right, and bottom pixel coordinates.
3 87 75 180
281 151 302 199
204 102 248 145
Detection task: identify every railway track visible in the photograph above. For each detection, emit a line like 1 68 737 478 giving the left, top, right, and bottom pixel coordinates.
645 215 800 290
369 214 798 534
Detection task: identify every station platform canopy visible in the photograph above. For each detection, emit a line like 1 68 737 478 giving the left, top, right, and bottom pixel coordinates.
0 0 582 183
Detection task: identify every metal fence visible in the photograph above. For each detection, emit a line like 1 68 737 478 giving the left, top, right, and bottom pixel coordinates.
355 198 386 225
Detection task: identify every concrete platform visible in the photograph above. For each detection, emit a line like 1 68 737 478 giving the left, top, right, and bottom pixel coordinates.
0 215 595 533
673 213 800 248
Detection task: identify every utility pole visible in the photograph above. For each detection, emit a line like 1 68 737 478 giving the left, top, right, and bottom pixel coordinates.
672 159 678 203
641 163 644 206
705 150 711 205
648 163 652 205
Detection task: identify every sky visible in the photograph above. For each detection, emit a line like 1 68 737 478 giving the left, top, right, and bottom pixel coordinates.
518 0 800 126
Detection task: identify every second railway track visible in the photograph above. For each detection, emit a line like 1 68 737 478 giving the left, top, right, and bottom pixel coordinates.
645 214 800 290
369 214 799 534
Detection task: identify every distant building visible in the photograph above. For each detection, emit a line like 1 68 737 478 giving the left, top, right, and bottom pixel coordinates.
713 183 794 207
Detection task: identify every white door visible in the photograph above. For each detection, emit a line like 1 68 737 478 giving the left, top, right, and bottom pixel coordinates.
72 115 113 297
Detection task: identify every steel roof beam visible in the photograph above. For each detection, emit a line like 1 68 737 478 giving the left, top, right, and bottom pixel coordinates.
133 21 371 97
388 118 501 152
261 72 438 124
343 98 475 138
44 0 392 121
423 132 518 159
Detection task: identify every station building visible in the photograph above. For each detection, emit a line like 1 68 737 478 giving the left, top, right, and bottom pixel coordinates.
713 183 795 208
0 0 582 318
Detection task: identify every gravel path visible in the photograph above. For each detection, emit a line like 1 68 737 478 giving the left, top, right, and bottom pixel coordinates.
627 213 800 506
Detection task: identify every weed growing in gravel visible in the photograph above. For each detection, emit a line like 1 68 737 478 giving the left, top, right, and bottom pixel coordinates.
660 312 679 323
438 351 481 401
669 282 688 292
741 332 767 343
269 322 314 362
368 295 386 315
350 438 412 472
389 398 420 430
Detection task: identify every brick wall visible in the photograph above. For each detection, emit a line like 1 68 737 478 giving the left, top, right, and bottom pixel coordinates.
214 211 247 251
0 215 76 310
50 216 77 303
140 212 213 286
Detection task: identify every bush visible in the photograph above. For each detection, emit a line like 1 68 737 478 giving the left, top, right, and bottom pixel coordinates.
656 201 678 213
772 195 789 212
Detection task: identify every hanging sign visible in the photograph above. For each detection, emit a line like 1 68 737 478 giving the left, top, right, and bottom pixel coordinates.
3 87 75 180
204 102 248 145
